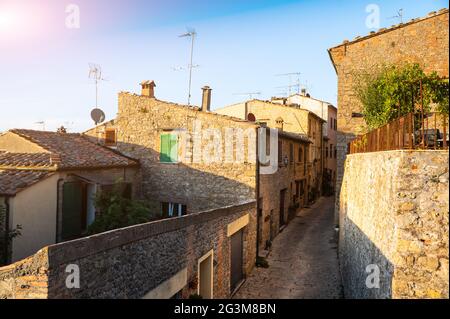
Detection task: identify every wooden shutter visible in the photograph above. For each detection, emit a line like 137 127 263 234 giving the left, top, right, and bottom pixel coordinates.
104 129 116 146
169 134 178 162
160 134 171 162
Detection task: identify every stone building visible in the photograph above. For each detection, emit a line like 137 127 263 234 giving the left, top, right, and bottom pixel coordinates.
272 93 338 194
0 129 139 264
328 8 449 220
258 130 311 252
85 83 259 215
215 99 325 202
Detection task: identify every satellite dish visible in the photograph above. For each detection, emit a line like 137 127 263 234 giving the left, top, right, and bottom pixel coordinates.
91 108 105 125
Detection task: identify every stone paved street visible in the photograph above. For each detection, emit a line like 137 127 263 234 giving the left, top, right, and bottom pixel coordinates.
234 196 343 299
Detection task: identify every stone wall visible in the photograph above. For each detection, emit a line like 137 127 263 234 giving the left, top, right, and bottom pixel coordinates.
329 9 449 225
339 150 449 298
0 201 256 299
85 93 258 214
259 136 309 251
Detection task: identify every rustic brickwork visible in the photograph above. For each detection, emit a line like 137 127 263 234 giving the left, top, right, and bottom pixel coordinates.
259 136 309 251
85 92 258 214
339 150 449 298
328 9 449 224
0 201 256 299
215 99 325 199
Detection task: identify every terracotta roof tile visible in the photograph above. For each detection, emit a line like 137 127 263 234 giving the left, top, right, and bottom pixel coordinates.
4 129 138 170
0 152 54 169
0 169 55 196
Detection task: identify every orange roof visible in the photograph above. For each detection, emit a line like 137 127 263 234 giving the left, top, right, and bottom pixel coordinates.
0 129 139 170
0 169 55 196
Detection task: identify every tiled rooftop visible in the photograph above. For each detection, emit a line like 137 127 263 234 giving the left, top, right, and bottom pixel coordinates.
0 129 139 170
0 169 55 196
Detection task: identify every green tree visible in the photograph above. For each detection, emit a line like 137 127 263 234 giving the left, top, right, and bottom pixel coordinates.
87 181 154 235
0 204 22 265
354 63 449 130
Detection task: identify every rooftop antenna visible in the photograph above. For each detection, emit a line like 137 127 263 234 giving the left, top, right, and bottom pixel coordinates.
34 121 45 131
88 63 107 109
179 28 197 106
233 92 261 100
276 72 301 96
388 8 403 23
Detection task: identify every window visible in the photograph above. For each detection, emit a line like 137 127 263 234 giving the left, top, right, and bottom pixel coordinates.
298 147 303 163
334 147 337 158
335 119 337 130
247 113 256 122
330 144 333 159
325 147 329 158
330 118 333 130
160 133 178 163
161 202 187 218
104 128 117 146
289 143 294 164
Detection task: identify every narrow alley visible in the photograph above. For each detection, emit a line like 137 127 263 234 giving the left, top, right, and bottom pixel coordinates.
234 197 343 299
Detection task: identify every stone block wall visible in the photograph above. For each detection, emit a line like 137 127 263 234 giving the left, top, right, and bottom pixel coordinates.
86 93 258 214
339 150 449 298
0 201 256 299
259 137 309 250
329 9 449 224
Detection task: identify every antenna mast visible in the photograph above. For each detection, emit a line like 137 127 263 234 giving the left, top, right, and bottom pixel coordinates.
179 29 197 105
88 63 106 109
276 72 301 96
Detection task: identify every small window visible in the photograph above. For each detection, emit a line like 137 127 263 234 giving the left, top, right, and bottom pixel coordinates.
161 202 187 218
104 128 117 146
334 147 337 159
289 143 294 164
298 147 303 162
160 133 178 163
247 113 256 122
326 147 329 158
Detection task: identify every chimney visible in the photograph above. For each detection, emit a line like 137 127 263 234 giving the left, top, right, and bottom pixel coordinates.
140 80 156 98
301 88 307 96
201 86 212 112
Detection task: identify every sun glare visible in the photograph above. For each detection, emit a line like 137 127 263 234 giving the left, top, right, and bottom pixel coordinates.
0 9 18 32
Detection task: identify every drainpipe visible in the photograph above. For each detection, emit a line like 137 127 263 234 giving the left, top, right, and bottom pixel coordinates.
2 197 10 265
55 178 64 243
255 127 260 258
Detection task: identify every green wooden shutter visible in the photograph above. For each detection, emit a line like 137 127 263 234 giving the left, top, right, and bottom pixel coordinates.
160 133 178 163
169 134 178 162
160 134 171 162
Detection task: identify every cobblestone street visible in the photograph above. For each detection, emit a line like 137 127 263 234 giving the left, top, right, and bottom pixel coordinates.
234 196 343 299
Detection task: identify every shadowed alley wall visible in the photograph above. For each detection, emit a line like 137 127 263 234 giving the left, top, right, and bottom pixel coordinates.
339 150 449 298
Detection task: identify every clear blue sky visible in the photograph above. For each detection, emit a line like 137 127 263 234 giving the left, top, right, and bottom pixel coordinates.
0 0 447 132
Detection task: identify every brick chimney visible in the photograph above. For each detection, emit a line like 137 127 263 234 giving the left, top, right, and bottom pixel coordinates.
140 80 156 98
201 86 212 112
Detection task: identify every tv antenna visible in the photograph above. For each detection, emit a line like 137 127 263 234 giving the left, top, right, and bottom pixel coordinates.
34 121 45 131
88 63 107 109
233 92 261 100
389 9 403 24
276 72 301 96
179 28 197 106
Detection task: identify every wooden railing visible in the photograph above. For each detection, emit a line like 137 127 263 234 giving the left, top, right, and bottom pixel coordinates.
349 112 449 154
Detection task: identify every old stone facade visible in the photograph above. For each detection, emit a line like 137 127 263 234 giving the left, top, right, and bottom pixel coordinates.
328 9 449 222
215 99 324 201
272 94 338 194
85 85 258 215
0 201 256 299
339 150 449 299
258 132 310 252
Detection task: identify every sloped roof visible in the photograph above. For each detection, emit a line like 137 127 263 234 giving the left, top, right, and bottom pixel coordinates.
0 152 54 169
0 169 55 196
1 129 138 170
278 130 312 144
329 8 448 51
